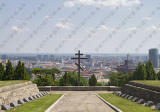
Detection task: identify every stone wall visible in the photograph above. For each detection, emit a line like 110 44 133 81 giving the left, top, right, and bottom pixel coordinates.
122 84 160 104
38 86 121 91
129 81 160 92
0 81 40 108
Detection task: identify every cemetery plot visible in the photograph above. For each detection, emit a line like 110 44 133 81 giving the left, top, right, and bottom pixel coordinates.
99 94 159 112
7 94 62 112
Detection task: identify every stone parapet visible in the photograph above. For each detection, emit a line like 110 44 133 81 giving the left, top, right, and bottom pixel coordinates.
38 86 121 91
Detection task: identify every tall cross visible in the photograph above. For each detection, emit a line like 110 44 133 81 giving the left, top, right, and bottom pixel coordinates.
71 50 87 86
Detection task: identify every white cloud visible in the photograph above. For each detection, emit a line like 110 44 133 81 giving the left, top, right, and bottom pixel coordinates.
98 25 115 31
147 26 160 31
44 16 50 19
63 0 141 7
64 1 75 7
124 27 140 31
143 17 152 20
10 26 30 32
125 0 141 6
55 23 74 30
98 25 109 30
16 20 29 24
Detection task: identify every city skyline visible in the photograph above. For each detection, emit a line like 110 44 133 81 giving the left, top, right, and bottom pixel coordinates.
0 0 160 54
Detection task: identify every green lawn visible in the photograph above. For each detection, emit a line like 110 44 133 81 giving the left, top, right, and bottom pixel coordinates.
0 80 28 88
7 94 62 112
131 80 160 87
99 94 159 112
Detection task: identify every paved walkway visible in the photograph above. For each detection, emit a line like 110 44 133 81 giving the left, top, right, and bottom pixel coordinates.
50 91 115 112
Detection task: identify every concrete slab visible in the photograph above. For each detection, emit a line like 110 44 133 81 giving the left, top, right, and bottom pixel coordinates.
50 91 115 112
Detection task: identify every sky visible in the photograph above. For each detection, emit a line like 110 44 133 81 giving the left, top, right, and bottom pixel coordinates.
0 0 160 54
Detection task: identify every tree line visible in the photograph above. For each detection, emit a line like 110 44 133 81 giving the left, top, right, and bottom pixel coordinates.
31 68 61 86
109 61 160 87
0 60 30 80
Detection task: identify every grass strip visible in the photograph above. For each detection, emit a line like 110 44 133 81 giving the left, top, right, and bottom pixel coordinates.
7 94 62 112
99 94 159 112
0 80 28 88
131 80 160 87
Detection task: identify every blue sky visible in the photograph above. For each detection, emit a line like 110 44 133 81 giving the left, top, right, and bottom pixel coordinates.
0 0 160 54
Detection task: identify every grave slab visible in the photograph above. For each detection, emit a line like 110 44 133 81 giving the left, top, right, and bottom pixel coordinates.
1 104 11 110
36 94 41 98
39 94 43 97
33 95 37 99
10 101 18 107
155 103 160 110
23 98 30 102
137 99 145 104
145 101 154 107
18 99 25 104
125 95 130 99
128 96 134 100
41 93 45 96
29 96 34 100
116 93 120 96
132 97 139 102
121 94 126 98
118 93 123 97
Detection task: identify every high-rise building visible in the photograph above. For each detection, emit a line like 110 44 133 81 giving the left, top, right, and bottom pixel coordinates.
49 55 54 61
37 55 42 61
43 55 49 61
149 48 159 68
86 55 91 62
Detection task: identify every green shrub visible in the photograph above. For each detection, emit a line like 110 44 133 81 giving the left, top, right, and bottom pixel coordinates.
96 82 105 86
33 74 53 86
59 71 89 86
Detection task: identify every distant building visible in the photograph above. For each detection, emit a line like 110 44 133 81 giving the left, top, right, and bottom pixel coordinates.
1 55 7 60
86 55 91 62
43 55 49 61
37 55 42 61
149 48 159 68
115 54 135 74
85 62 94 68
49 55 54 61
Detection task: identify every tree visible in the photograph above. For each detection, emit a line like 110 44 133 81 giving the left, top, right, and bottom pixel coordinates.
42 68 61 85
0 63 4 80
14 61 30 80
89 74 97 86
146 61 157 80
58 71 88 86
4 60 14 80
33 74 53 86
21 63 30 80
31 68 61 86
157 71 160 80
108 72 118 86
63 72 69 86
133 62 146 80
108 72 133 87
14 61 22 80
